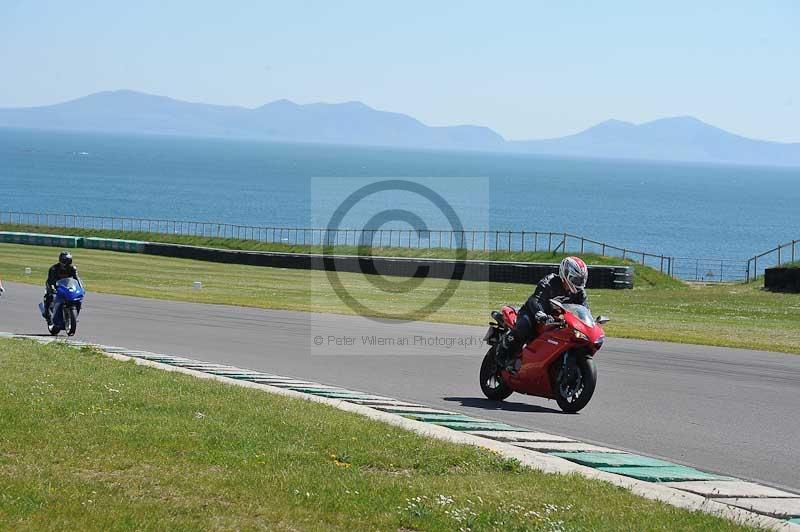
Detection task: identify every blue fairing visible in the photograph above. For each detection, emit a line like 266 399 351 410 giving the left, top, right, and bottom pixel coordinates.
55 278 85 302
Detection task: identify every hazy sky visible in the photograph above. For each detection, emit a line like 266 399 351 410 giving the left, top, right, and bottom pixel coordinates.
1 1 798 141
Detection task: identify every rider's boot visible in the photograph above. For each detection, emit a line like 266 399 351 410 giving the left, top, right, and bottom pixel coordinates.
496 331 522 373
42 299 52 325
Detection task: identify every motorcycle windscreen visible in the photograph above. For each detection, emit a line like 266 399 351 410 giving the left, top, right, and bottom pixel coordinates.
56 278 79 289
561 304 594 327
56 278 84 299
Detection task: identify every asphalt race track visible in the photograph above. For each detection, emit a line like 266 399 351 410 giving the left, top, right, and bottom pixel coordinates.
2 281 798 493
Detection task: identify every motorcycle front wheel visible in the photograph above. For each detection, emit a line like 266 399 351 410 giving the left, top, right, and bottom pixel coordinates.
555 355 597 413
479 348 513 401
65 306 78 336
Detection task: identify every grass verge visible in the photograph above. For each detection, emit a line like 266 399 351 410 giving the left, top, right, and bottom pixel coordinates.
0 223 680 289
2 243 799 354
0 338 759 531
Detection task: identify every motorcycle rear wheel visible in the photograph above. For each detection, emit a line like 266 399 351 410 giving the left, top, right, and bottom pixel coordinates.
479 348 513 401
555 356 597 413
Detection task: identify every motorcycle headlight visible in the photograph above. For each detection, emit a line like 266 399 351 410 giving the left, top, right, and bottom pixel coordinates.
595 336 605 347
574 330 589 341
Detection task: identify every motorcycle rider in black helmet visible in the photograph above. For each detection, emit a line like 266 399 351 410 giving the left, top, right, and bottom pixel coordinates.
42 251 80 324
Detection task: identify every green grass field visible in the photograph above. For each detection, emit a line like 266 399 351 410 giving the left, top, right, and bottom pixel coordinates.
0 338 759 531
2 242 799 354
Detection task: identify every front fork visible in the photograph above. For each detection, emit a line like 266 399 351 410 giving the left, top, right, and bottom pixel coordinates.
558 351 580 392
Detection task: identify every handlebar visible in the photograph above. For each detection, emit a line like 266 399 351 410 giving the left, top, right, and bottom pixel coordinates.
540 317 566 331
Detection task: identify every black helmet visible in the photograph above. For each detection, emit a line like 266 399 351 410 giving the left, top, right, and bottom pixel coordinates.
59 251 73 267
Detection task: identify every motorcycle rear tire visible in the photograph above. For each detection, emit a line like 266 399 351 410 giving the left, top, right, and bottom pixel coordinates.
479 348 513 401
556 356 597 413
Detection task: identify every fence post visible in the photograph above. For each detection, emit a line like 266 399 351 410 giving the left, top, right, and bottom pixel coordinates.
778 245 781 266
793 240 796 264
521 231 525 253
580 237 585 254
695 259 699 281
548 233 552 252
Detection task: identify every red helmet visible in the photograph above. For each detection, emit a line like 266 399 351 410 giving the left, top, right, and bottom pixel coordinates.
559 256 588 294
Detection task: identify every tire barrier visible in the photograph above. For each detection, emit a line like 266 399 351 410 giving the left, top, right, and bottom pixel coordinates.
141 242 634 289
764 267 800 293
0 233 634 289
0 231 80 249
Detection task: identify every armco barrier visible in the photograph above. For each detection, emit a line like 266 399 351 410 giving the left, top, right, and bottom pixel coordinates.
764 267 800 293
0 231 80 248
0 233 633 288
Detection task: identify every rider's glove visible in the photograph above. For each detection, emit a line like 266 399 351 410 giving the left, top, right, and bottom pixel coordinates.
534 311 548 323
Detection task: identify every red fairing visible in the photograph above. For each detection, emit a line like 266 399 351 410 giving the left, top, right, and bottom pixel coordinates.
563 312 605 345
499 306 605 399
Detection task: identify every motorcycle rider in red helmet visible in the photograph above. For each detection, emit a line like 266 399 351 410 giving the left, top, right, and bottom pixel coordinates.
496 256 590 372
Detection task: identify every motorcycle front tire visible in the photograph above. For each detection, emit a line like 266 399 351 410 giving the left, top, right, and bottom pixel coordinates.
556 356 597 413
66 306 78 336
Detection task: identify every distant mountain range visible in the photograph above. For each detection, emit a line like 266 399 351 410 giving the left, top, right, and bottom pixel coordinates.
1 90 799 167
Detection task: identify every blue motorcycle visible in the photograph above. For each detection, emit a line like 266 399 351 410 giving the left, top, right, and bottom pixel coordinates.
39 278 85 336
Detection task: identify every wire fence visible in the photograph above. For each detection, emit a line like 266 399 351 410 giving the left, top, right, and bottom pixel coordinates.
670 258 749 283
746 240 799 281
0 210 675 274
0 210 795 283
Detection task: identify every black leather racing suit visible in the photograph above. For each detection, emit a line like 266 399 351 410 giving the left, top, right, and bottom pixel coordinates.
43 263 80 317
497 273 589 367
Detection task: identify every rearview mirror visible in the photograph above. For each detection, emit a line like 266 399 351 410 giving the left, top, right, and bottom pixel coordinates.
596 315 610 324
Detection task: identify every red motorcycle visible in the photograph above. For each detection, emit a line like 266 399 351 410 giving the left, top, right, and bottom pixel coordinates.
480 299 609 413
